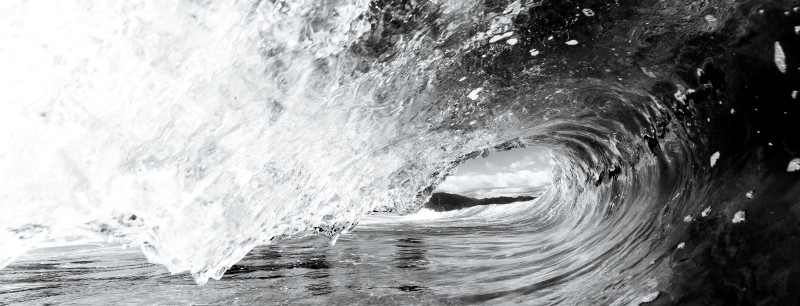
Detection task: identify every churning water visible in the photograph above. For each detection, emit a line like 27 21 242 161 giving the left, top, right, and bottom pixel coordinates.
2 0 800 304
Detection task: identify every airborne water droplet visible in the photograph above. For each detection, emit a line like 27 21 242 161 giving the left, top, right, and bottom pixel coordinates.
710 151 720 167
788 158 800 172
775 42 787 73
732 211 746 223
701 206 712 217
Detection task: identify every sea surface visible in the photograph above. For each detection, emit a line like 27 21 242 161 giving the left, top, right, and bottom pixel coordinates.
5 205 662 305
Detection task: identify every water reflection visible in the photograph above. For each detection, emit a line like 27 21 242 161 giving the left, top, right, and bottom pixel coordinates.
393 237 431 292
393 237 428 271
301 252 332 295
3 233 444 304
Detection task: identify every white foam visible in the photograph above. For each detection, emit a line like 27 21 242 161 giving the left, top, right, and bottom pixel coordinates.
489 31 514 43
468 87 484 100
401 208 445 221
640 291 660 304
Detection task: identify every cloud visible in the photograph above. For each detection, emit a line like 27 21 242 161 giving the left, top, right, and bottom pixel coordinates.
508 154 554 171
435 169 552 198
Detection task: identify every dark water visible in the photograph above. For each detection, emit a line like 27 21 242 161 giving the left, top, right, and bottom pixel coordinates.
3 0 800 305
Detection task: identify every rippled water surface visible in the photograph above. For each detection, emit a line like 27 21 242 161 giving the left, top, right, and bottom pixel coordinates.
3 204 671 305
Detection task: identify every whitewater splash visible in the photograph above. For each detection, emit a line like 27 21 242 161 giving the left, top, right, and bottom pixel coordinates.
2 0 800 304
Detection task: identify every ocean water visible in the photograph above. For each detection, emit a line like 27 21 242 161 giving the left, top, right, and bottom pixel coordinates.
2 204 666 305
2 0 800 304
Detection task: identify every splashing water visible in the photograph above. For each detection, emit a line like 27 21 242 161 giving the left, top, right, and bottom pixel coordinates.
2 0 800 304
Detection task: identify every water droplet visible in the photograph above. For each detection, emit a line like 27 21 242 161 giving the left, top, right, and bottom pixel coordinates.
775 42 787 73
788 158 800 172
701 206 712 217
732 211 746 223
710 151 720 167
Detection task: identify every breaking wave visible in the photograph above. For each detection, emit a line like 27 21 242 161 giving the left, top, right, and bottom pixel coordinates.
2 0 800 304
